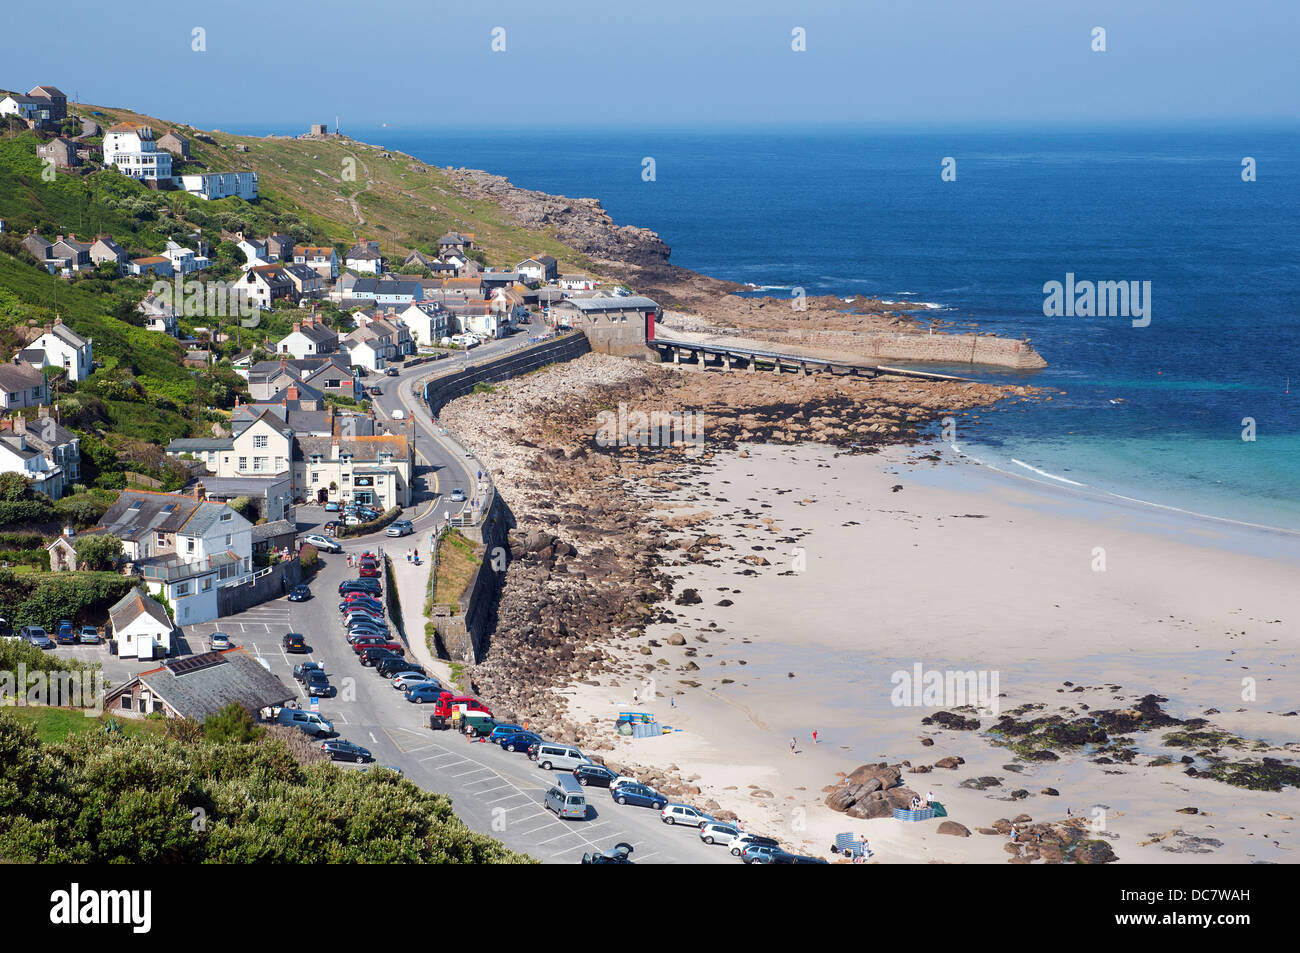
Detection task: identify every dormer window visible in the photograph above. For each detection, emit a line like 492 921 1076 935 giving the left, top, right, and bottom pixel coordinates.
220 513 232 522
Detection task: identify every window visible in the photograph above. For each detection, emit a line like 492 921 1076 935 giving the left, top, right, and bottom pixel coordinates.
157 532 166 548
253 457 265 472
253 434 268 448
176 582 189 596
275 456 285 470
311 472 320 484
238 456 247 471
186 538 195 553
220 513 231 522
121 697 131 710
225 534 232 546
202 578 212 591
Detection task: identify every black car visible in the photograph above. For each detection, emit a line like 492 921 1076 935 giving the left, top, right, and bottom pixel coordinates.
385 367 399 377
581 842 634 865
346 627 391 644
320 739 373 763
303 670 334 698
293 661 324 683
338 579 382 597
359 646 401 666
282 632 309 653
771 852 830 865
287 584 310 602
377 658 424 679
573 764 620 788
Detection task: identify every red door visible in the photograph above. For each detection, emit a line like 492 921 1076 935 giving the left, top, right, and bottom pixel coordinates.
646 310 656 341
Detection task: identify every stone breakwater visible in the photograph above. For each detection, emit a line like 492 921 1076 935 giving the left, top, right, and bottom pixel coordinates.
437 353 1038 780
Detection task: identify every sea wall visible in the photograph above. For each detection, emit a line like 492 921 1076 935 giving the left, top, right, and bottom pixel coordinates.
860 332 1046 369
421 332 592 415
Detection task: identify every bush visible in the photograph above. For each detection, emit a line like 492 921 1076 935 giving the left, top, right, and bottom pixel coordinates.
73 533 122 571
298 543 318 570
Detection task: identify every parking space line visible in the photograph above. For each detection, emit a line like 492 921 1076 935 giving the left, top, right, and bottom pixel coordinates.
488 792 530 805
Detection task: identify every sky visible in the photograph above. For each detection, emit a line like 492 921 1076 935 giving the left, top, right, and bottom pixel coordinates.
5 0 1298 130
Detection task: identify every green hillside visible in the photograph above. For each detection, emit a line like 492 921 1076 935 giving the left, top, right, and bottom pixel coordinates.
1 102 602 492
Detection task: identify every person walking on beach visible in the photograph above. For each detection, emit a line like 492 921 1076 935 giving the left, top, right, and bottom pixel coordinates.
632 687 639 704
926 790 935 806
812 729 819 744
790 736 797 754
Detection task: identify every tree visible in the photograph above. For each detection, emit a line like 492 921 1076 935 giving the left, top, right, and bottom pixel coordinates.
227 495 253 518
73 533 122 571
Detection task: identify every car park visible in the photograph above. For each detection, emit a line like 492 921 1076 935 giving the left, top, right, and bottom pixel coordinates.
497 730 542 753
282 632 308 653
660 804 714 828
293 661 324 683
209 632 232 650
386 520 413 537
699 822 741 846
358 559 379 578
377 658 425 680
345 617 389 635
611 783 667 810
78 625 102 645
531 743 591 772
347 625 391 642
543 774 588 820
321 739 373 763
487 724 525 742
339 594 384 611
287 584 311 602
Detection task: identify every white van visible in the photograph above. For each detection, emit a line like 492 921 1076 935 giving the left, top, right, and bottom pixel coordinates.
544 774 588 820
275 708 334 737
391 408 406 420
531 742 591 771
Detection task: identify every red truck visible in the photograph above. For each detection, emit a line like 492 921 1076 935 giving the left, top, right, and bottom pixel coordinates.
426 693 493 731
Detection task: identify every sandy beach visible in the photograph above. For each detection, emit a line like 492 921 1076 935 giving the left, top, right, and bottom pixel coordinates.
562 441 1300 863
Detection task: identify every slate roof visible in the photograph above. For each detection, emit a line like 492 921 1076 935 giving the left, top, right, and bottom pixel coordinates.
119 648 294 722
555 295 659 312
109 587 173 632
166 437 233 453
251 519 296 542
0 363 46 393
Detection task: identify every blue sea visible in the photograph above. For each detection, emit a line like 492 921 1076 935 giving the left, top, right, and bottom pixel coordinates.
260 123 1300 531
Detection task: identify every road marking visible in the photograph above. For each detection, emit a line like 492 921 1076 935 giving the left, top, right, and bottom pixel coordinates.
369 732 377 744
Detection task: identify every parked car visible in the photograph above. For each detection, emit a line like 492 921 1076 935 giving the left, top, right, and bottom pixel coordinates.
771 852 829 865
368 386 382 396
293 661 324 683
385 367 399 377
699 822 742 846
347 626 392 643
581 843 634 865
275 708 334 737
344 616 389 634
573 764 620 788
729 833 781 857
55 621 77 645
660 804 714 828
497 731 542 753
449 488 467 503
405 684 445 704
303 670 333 698
392 673 437 691
321 739 373 763
324 501 340 512
531 742 591 772
21 626 53 649
487 724 525 742
359 645 403 666
339 594 383 612
377 657 425 679
358 559 379 578
303 534 342 553
287 584 310 602
209 632 232 651
338 579 382 596
386 519 413 538
78 625 102 645
282 632 308 653
740 843 786 865
544 774 588 820
611 783 667 810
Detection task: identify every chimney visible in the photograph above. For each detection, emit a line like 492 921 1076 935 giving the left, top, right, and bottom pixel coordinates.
12 415 26 435
37 405 49 420
286 385 298 400
292 322 301 333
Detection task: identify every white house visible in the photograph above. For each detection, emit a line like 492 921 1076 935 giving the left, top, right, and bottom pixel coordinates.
109 588 176 661
22 318 93 383
395 302 449 348
517 255 558 283
344 240 383 274
182 171 259 201
103 123 173 182
277 316 338 359
559 275 598 291
162 241 210 276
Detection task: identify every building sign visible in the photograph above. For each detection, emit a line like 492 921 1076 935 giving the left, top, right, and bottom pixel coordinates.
354 476 373 487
